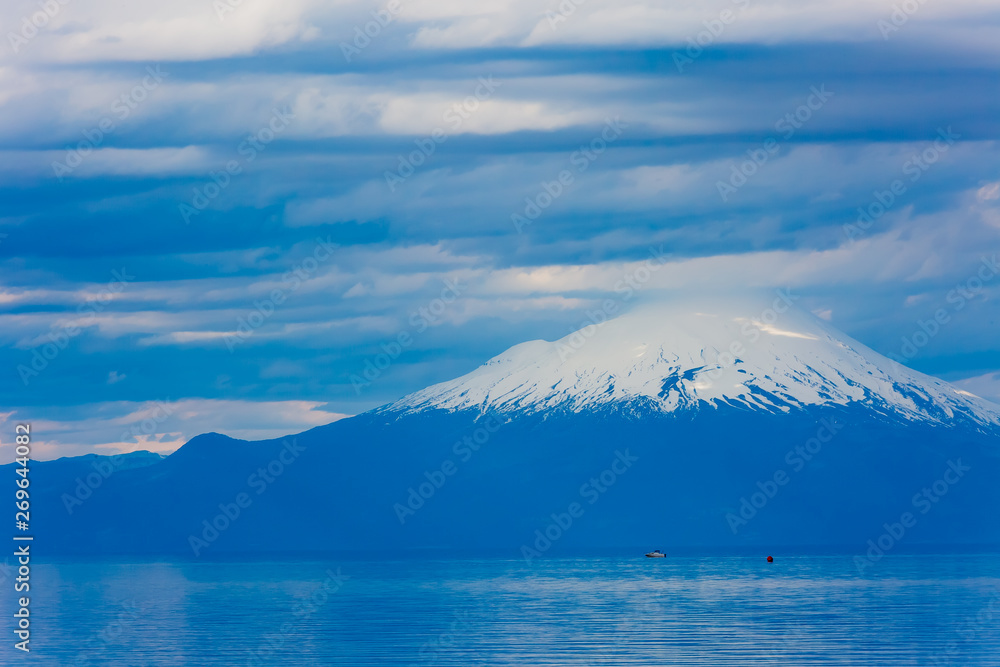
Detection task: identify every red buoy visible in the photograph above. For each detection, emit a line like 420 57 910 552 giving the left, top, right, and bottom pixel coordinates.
766 555 773 563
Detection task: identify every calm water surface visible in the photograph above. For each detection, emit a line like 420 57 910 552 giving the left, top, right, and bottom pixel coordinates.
3 554 999 665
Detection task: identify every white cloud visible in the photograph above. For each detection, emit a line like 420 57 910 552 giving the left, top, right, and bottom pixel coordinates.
953 373 1000 407
2 0 994 69
978 181 1000 202
59 146 213 178
378 95 591 135
403 0 997 49
0 0 325 64
0 399 350 461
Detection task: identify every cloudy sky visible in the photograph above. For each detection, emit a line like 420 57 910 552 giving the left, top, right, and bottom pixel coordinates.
2 0 999 459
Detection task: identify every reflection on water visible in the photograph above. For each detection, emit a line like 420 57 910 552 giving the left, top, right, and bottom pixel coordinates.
4 554 999 665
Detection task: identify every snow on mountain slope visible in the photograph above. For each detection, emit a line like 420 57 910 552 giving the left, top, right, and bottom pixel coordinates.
384 295 1000 427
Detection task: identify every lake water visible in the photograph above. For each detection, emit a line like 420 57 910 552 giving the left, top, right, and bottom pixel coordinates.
4 553 999 665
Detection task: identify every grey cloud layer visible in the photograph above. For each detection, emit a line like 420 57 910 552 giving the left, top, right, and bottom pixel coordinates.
2 1 999 458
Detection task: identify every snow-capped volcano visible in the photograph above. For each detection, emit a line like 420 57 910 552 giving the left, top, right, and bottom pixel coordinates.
386 295 1000 428
27 294 1000 555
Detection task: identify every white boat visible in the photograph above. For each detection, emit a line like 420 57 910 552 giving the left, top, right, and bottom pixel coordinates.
645 550 665 558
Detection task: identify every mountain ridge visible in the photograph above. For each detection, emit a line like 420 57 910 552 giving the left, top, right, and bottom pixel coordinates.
15 295 1000 555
